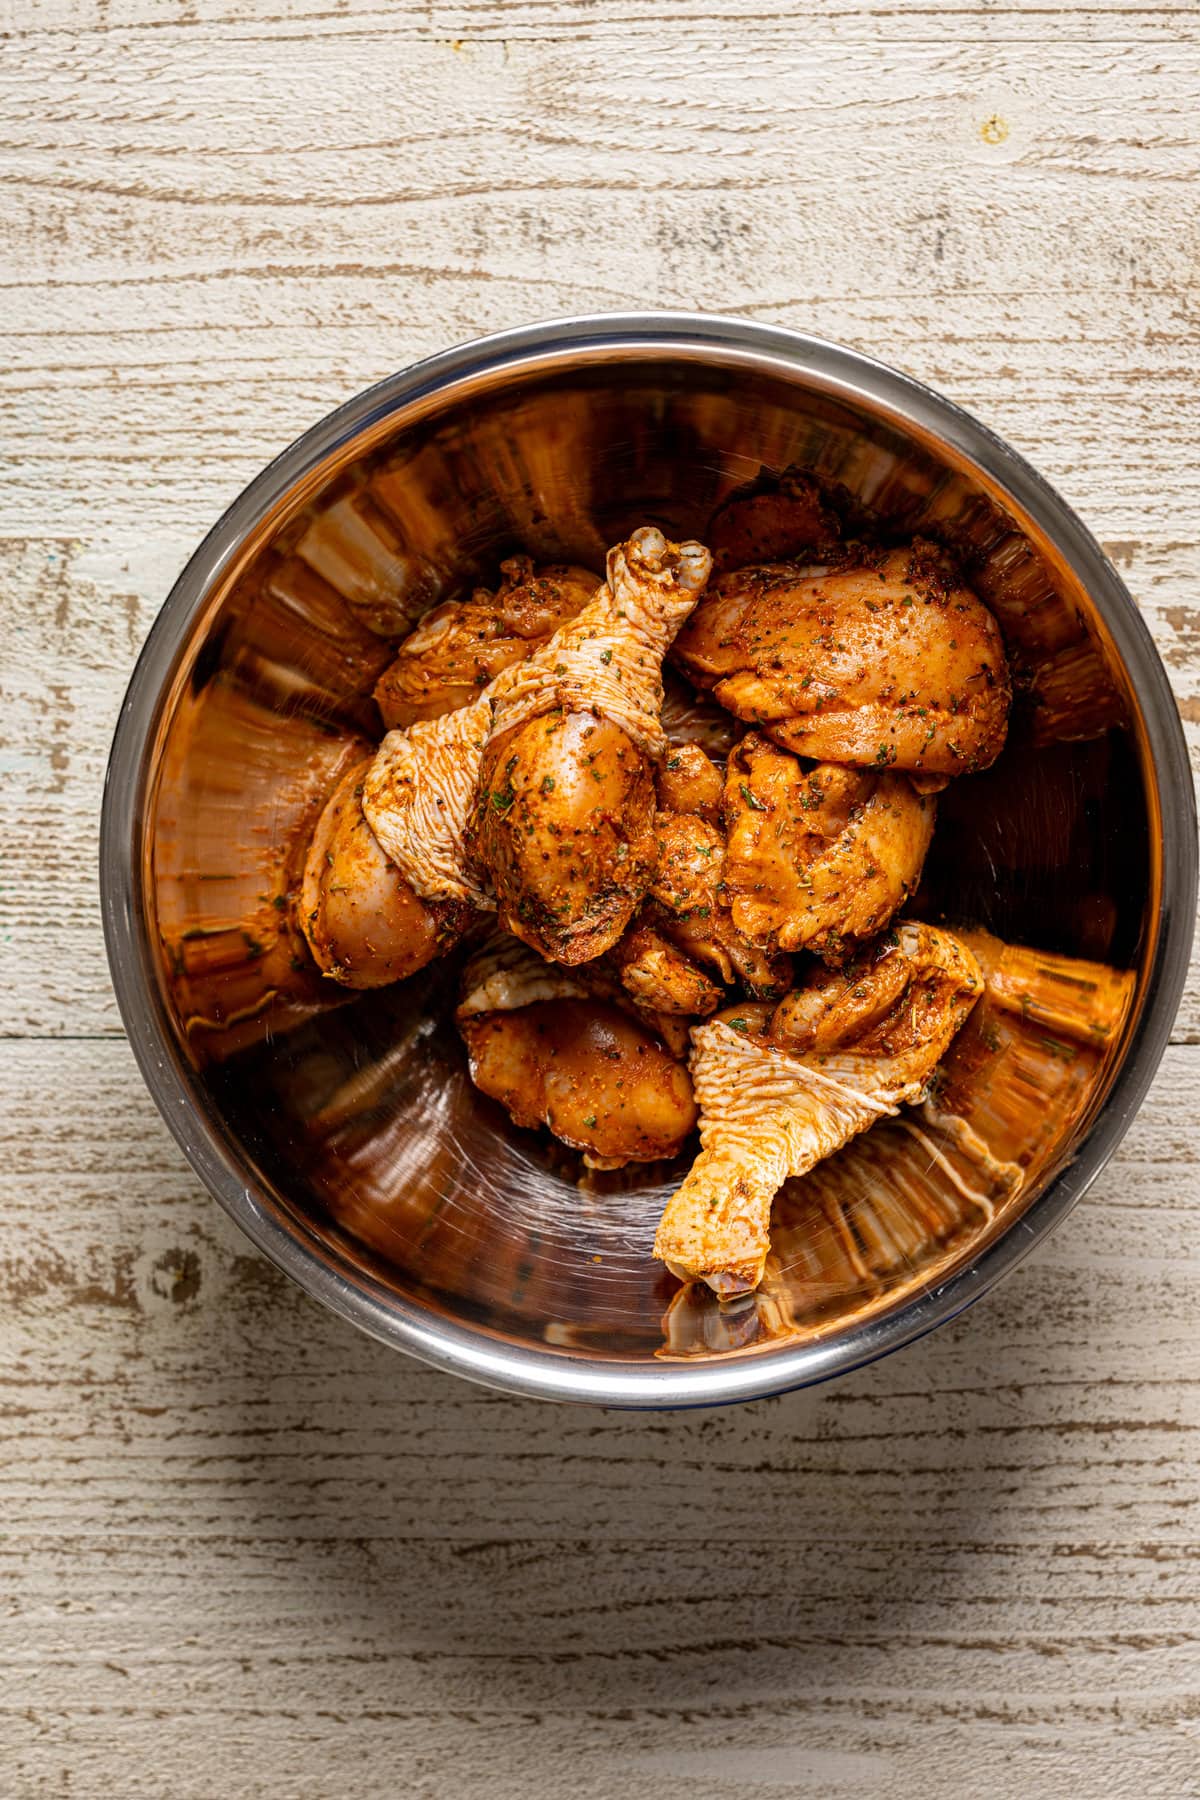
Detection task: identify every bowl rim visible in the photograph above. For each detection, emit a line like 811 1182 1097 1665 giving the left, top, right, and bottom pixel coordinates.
100 310 1197 1408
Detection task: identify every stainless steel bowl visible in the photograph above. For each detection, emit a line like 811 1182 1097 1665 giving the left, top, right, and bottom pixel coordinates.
101 314 1196 1406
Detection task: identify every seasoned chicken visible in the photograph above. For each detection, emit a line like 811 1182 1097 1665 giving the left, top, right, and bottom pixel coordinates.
655 741 725 825
607 776 793 1020
362 682 500 911
373 557 598 728
722 733 935 962
468 527 712 965
610 921 725 1018
457 934 697 1168
647 807 793 1000
652 923 983 1295
295 663 506 989
673 539 1011 778
707 467 842 571
299 758 467 987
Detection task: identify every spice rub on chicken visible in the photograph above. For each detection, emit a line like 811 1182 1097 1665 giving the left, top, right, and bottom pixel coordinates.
374 557 599 728
297 534 712 989
672 539 1011 779
722 733 935 963
640 804 793 1001
457 933 697 1169
298 758 467 988
706 466 844 571
652 923 983 1295
468 527 713 966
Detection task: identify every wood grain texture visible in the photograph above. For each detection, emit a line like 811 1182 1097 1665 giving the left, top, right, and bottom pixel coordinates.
2 1 1198 1794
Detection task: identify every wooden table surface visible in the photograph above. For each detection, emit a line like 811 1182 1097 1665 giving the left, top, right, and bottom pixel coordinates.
3 3 1199 1794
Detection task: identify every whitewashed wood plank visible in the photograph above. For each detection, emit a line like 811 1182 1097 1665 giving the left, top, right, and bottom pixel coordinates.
8 0 1199 39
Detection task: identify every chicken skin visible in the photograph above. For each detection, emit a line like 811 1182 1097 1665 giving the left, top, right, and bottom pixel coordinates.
362 680 500 911
652 923 983 1295
673 539 1010 778
646 808 793 1000
655 741 725 825
298 758 466 987
707 467 843 571
722 733 935 962
457 933 697 1168
373 557 598 729
609 921 725 1018
469 527 712 965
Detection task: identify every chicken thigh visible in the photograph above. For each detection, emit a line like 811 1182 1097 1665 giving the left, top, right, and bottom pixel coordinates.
373 557 598 728
722 732 935 962
673 540 1010 778
468 527 712 965
652 923 983 1295
457 933 698 1168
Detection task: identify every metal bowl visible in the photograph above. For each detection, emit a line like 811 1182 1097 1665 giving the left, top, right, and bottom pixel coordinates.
101 314 1196 1406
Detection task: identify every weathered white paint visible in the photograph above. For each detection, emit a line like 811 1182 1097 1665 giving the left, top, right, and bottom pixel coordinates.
2 5 1199 1794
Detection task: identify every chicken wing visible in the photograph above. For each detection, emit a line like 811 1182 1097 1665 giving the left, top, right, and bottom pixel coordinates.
609 921 725 1018
468 527 712 965
652 923 983 1294
722 732 935 962
647 807 793 1000
672 539 1010 778
655 741 725 825
299 758 467 987
457 933 697 1168
373 557 599 728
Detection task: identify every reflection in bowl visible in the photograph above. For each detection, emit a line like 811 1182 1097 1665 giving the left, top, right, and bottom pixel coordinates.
101 316 1195 1406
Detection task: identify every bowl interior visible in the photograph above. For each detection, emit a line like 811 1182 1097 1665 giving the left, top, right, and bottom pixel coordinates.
124 330 1163 1382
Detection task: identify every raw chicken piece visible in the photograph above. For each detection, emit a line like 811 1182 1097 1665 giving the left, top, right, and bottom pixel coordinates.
362 683 500 911
299 758 467 987
373 557 598 728
707 467 843 571
361 570 605 921
672 539 1010 778
652 923 983 1295
468 527 712 965
337 532 707 979
655 741 724 825
457 934 697 1168
647 809 792 1000
297 667 505 989
610 922 724 1018
722 732 935 962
